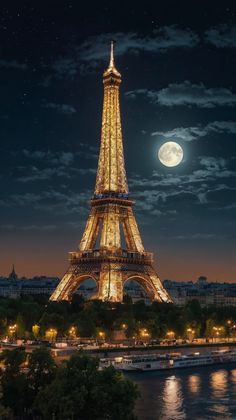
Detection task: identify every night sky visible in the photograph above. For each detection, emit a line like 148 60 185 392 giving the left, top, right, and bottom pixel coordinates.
0 2 235 282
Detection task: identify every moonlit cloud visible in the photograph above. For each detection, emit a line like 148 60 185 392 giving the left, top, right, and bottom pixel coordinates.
152 121 236 141
205 24 236 48
126 82 236 107
152 126 209 142
128 157 236 219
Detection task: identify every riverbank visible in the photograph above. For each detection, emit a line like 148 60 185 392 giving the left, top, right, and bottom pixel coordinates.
85 340 236 357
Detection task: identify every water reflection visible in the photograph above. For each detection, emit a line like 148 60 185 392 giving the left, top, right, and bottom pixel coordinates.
210 369 228 397
210 369 231 418
161 375 186 420
188 374 201 395
230 369 236 382
132 365 236 419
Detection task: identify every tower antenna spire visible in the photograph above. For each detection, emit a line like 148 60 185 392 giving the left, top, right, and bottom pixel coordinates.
109 40 114 68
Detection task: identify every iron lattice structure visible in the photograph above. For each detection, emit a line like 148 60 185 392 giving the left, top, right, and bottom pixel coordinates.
50 43 172 303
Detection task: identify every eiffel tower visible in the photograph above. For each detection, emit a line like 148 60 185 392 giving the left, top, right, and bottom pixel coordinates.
50 43 172 303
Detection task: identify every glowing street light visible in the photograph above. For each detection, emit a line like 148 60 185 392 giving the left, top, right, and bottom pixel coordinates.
166 330 175 340
8 324 17 336
45 328 57 342
186 328 195 342
212 326 224 341
68 326 77 338
32 324 40 338
98 331 105 339
139 328 150 339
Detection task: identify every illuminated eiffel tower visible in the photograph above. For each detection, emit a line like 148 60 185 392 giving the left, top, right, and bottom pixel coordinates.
50 43 172 303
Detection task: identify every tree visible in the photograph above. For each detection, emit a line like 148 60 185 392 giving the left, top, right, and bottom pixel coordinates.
35 353 138 420
16 314 26 338
205 318 215 338
0 348 31 416
27 347 56 394
0 348 26 376
0 383 12 419
76 313 96 337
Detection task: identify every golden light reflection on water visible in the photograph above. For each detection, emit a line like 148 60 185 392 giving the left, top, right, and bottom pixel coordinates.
161 375 186 420
230 369 236 382
188 374 200 394
134 365 236 419
210 369 231 418
211 370 228 397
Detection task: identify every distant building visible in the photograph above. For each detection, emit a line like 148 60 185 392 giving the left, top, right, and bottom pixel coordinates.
0 266 59 298
0 266 97 299
1 267 235 306
9 264 18 281
163 276 236 307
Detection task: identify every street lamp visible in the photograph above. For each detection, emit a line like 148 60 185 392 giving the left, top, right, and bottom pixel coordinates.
8 324 17 340
32 324 40 339
68 326 77 338
139 328 150 340
186 328 195 342
45 328 57 342
166 331 175 343
212 326 224 342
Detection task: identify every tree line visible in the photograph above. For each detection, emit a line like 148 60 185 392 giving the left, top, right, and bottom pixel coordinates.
1 295 236 340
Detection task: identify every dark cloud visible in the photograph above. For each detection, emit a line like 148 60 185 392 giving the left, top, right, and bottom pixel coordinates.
0 189 92 216
0 224 57 232
42 102 77 114
17 166 72 182
175 233 217 240
0 59 28 70
51 58 78 79
52 27 199 78
205 24 236 48
17 166 96 183
126 82 236 107
16 150 96 182
22 150 74 165
76 143 98 160
78 27 199 60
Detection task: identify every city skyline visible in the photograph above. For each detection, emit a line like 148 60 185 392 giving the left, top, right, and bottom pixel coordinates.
0 3 235 282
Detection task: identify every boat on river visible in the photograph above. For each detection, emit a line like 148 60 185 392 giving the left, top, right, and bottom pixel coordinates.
100 349 236 372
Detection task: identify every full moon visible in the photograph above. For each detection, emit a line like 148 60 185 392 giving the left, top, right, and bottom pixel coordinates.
158 141 184 167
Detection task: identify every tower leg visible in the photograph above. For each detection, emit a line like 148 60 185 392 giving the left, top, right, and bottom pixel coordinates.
98 263 123 302
147 268 172 303
50 272 75 301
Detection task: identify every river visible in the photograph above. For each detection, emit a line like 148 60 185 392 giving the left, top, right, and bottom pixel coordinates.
123 347 236 419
